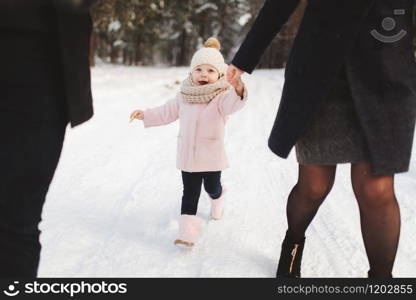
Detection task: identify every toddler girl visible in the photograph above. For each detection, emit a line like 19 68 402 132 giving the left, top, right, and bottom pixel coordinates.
130 37 247 248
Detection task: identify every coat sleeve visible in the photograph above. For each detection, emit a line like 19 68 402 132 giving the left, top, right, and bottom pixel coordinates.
218 87 248 117
231 0 300 74
143 96 180 128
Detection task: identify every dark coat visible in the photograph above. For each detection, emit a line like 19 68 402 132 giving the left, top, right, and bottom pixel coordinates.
0 0 95 127
232 0 416 174
54 0 97 127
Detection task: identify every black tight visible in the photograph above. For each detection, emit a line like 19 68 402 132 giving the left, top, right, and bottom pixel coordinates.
351 163 399 277
286 162 399 277
286 165 336 242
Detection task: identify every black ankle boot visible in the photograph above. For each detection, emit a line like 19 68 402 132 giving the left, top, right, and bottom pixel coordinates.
276 231 305 278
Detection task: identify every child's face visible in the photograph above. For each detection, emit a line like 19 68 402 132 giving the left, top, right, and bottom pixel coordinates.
191 64 220 86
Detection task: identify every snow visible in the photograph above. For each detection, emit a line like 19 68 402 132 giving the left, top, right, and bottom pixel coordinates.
150 3 158 11
113 40 124 47
38 65 416 277
108 20 121 32
238 13 252 26
196 3 218 14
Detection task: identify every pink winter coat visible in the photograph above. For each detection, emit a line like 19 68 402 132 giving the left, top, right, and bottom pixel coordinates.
143 87 247 172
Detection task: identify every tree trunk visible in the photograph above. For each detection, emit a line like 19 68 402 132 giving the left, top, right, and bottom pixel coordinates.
110 43 118 64
134 46 142 65
122 48 127 65
177 29 187 66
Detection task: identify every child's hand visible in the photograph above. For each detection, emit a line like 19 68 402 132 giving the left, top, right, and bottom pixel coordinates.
129 110 144 122
233 77 245 99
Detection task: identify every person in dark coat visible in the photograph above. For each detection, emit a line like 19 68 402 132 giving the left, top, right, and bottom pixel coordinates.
0 0 96 277
228 0 416 278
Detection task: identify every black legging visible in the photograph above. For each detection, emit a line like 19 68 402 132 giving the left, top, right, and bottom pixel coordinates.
286 163 399 277
181 171 222 215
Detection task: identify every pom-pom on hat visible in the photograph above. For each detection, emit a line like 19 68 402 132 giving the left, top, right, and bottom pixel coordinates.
190 37 227 75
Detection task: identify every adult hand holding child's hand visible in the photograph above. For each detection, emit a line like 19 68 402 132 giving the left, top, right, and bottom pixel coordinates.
227 65 245 98
226 65 244 87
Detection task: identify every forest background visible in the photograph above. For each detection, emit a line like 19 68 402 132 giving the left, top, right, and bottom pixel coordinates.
91 0 416 69
90 0 309 68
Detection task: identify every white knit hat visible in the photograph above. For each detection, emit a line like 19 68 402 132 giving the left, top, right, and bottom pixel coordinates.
190 37 227 75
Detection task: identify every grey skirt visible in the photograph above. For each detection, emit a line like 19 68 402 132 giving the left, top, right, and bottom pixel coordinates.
295 68 370 165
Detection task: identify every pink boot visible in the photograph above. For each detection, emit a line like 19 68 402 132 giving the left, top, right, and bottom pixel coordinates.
210 186 226 220
174 214 203 248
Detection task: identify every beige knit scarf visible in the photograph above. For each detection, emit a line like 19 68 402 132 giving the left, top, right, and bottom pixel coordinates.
180 75 231 103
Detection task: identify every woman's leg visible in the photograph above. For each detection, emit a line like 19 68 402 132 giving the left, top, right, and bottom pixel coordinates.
277 164 337 277
181 172 203 215
351 162 399 277
287 164 337 241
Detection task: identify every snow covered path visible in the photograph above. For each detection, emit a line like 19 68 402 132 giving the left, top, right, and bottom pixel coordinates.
38 65 416 277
